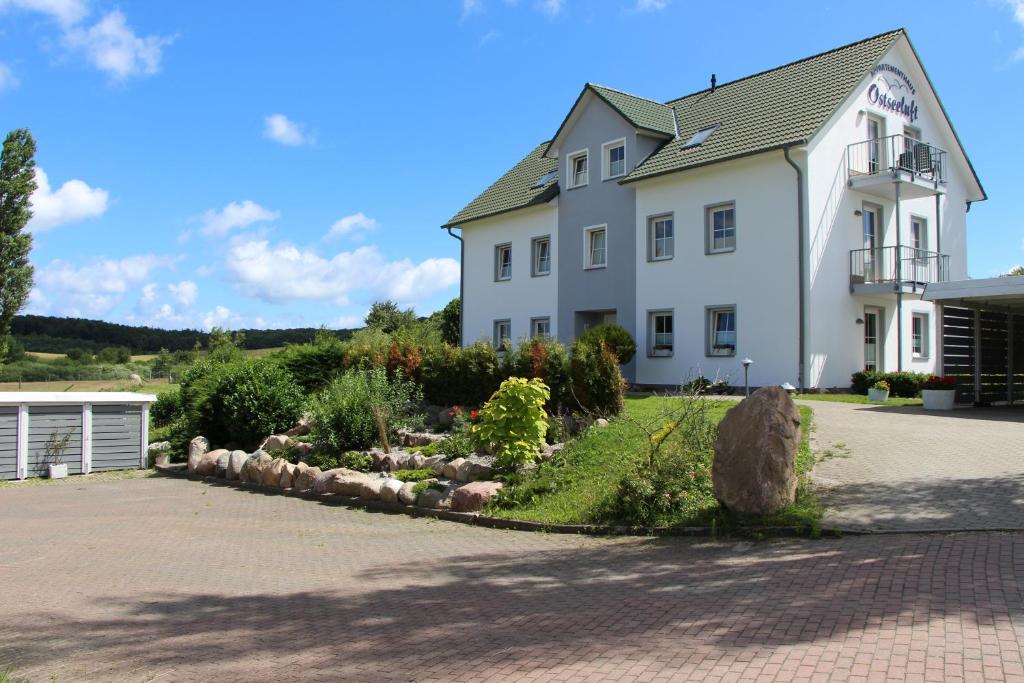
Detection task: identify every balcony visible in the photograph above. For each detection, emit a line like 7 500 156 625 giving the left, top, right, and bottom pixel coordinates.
846 134 948 200
850 245 950 295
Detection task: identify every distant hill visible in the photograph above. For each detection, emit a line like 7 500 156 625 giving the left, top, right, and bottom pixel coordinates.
11 315 357 355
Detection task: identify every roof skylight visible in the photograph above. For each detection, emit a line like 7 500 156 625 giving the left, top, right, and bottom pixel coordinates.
531 169 558 188
682 124 719 149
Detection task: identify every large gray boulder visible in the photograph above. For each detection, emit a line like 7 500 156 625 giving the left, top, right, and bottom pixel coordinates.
262 457 288 487
211 449 231 477
712 386 801 515
455 455 495 483
442 457 466 480
260 434 293 453
187 436 210 473
328 471 371 496
294 464 320 491
356 475 389 500
284 414 312 437
416 488 448 509
398 481 419 505
379 478 405 504
241 451 272 484
226 450 248 480
279 462 297 489
450 481 503 512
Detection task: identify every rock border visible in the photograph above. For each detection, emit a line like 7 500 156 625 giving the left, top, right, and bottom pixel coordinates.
155 463 835 538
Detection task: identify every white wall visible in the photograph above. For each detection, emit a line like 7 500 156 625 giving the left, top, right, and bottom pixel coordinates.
804 35 980 386
461 202 558 346
633 153 800 388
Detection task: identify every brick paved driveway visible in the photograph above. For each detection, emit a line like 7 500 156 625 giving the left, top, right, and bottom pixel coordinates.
809 402 1024 532
2 477 1024 682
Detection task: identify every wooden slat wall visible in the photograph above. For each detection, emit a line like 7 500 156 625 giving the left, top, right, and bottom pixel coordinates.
942 306 1023 404
27 405 83 477
941 306 975 403
0 407 17 481
91 404 142 471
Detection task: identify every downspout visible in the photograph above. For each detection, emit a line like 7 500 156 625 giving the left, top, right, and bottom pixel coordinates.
783 145 807 391
445 226 465 347
895 182 903 372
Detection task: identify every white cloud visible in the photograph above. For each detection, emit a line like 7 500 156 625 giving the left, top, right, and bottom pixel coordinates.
331 314 365 329
224 238 459 306
1007 1 1024 60
263 113 311 146
0 0 88 26
64 10 173 80
139 282 159 305
199 200 279 237
478 30 500 47
203 305 239 330
0 62 18 93
635 0 668 10
461 0 483 19
30 253 176 317
327 212 377 240
537 0 564 16
28 167 109 232
168 280 198 306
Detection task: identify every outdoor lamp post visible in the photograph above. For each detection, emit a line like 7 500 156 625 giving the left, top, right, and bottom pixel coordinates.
741 357 753 397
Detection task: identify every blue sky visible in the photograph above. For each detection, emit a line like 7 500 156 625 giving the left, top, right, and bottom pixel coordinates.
1 0 1022 331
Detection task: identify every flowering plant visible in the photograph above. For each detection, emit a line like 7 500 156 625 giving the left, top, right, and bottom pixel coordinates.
921 375 956 390
871 380 890 392
447 405 480 434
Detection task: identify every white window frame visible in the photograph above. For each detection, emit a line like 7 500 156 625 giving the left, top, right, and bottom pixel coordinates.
583 225 607 269
648 310 674 357
566 148 589 189
706 305 737 357
531 236 551 277
705 202 736 254
495 243 512 281
648 213 674 261
493 319 511 348
911 312 929 358
909 215 928 253
602 138 626 180
530 317 551 338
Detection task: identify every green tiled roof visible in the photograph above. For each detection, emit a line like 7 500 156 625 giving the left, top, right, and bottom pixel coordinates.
623 29 903 183
443 142 558 228
446 30 903 227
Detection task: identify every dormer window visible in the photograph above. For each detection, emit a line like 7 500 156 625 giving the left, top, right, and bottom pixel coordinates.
567 149 589 188
531 169 558 188
682 124 719 149
602 139 626 179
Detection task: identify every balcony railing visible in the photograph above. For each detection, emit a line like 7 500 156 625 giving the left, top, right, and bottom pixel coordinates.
850 246 950 289
847 134 948 185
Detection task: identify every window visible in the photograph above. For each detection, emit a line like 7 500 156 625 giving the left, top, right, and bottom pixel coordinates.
531 236 551 277
531 169 558 188
648 214 674 261
649 311 673 356
584 226 607 269
910 216 927 252
567 149 589 188
706 203 736 254
531 317 551 338
912 313 929 358
495 244 512 281
682 124 719 149
707 306 736 356
602 139 625 179
493 319 511 348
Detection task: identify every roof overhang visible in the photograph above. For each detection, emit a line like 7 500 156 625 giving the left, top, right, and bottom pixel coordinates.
544 85 674 159
922 276 1024 313
0 392 158 405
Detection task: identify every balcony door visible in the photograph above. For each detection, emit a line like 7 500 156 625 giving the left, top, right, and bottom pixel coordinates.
864 307 884 372
862 203 883 282
867 115 886 174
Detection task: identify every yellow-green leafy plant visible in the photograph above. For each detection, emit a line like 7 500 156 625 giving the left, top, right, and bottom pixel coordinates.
471 377 550 470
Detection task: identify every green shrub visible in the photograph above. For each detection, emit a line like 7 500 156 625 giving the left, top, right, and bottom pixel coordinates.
851 370 928 398
151 389 182 428
309 367 422 453
421 340 501 406
577 324 636 365
437 432 474 459
221 360 306 448
391 468 436 482
471 377 550 470
306 452 339 470
570 340 626 416
175 357 238 446
412 479 445 495
277 332 348 392
502 337 571 412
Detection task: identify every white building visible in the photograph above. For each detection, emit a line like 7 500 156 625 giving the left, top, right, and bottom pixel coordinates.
443 29 986 390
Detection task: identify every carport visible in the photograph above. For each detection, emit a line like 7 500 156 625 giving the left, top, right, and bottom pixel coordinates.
923 276 1024 405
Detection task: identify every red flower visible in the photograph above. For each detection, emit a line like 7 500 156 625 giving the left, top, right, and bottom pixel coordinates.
470 409 479 421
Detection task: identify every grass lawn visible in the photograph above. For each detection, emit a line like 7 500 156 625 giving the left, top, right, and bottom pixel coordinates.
796 393 922 407
488 396 820 534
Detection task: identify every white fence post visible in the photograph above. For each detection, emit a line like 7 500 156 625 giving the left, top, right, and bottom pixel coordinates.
16 404 28 480
140 402 150 469
82 403 93 474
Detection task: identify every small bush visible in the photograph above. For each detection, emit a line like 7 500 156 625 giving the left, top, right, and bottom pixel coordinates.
577 324 636 365
851 371 928 398
309 367 422 453
471 377 550 470
305 450 372 471
391 468 435 482
306 452 339 470
412 479 445 495
151 389 182 428
437 432 474 459
277 332 348 393
502 337 571 412
421 340 501 406
570 339 626 416
221 361 306 448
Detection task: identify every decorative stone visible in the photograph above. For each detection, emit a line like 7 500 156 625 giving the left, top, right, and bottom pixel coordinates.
594 418 610 428
313 467 348 494
291 442 313 459
409 453 426 470
128 373 143 383
442 457 466 480
540 443 564 462
455 455 494 483
425 455 447 474
416 488 448 509
279 462 297 489
381 451 414 472
356 476 389 500
398 429 447 448
246 451 272 485
398 481 418 505
712 386 801 516
284 414 312 437
187 436 210 474
366 448 388 471
294 464 320 491
329 472 372 496
210 449 231 477
260 434 293 453
194 450 219 476
379 478 405 504
261 457 286 487
450 481 504 512
226 450 248 480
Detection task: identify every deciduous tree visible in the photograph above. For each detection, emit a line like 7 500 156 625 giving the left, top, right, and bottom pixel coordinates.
0 128 37 361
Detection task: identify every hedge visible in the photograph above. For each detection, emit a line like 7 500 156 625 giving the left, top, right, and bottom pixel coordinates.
850 370 930 398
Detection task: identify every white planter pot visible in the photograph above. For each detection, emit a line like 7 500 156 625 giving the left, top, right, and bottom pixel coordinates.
48 463 68 479
922 389 956 411
867 388 890 402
